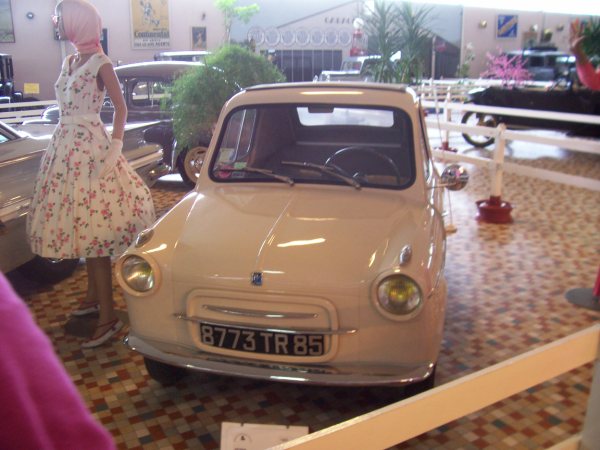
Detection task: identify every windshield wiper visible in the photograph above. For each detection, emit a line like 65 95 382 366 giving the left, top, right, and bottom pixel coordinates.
281 161 361 189
214 165 294 186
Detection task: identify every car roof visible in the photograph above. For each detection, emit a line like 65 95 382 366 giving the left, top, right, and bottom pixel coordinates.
155 50 210 57
246 81 408 94
232 82 417 109
115 61 202 78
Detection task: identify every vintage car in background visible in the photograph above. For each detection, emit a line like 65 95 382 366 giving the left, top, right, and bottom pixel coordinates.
460 85 600 147
0 120 166 284
27 61 210 187
505 49 574 81
154 50 211 63
318 55 382 82
116 82 468 391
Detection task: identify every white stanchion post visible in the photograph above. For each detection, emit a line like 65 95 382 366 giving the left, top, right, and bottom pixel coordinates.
491 123 506 198
581 359 600 450
437 90 456 152
476 122 513 223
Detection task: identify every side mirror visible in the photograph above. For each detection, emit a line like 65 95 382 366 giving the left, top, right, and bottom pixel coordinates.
441 164 469 191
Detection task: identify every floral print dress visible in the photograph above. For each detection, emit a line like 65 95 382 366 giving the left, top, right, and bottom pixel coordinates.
27 53 155 258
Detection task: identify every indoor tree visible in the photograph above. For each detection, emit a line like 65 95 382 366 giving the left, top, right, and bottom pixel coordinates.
364 1 433 84
215 0 260 44
364 1 402 83
170 45 285 150
395 1 433 83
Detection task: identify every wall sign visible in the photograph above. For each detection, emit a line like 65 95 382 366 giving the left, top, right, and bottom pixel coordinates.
497 14 518 39
130 0 170 49
0 0 15 43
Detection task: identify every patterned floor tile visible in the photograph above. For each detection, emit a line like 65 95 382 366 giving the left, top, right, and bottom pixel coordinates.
5 136 600 449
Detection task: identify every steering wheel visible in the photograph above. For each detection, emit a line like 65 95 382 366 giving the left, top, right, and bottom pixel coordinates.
325 146 403 184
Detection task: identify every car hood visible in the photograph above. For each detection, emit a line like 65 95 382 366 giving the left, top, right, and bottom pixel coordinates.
169 185 427 292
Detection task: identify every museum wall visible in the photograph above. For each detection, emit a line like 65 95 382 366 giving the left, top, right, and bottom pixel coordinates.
461 7 590 78
0 1 597 100
0 0 224 100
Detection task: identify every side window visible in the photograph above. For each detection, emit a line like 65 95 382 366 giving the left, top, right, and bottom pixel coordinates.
130 80 170 109
529 56 544 68
131 80 150 107
0 129 10 144
216 109 257 165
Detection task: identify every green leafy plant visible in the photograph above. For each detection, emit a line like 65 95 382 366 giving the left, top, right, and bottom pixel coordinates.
395 1 433 84
582 17 600 60
170 45 285 150
456 42 475 78
364 1 402 83
364 0 433 84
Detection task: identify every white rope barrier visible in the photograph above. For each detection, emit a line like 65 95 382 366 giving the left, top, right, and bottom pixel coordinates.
424 98 600 193
270 325 600 450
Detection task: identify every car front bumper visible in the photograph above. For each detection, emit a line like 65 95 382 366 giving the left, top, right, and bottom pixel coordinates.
125 332 436 387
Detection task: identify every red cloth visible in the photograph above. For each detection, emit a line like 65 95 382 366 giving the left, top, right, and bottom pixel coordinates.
576 61 600 91
0 272 115 450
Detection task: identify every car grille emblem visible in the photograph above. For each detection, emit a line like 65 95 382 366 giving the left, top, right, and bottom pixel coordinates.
251 272 263 286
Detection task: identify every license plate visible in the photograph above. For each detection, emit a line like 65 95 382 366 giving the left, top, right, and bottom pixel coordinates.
200 323 325 356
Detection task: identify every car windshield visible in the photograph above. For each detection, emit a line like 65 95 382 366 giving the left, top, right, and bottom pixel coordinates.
210 104 415 189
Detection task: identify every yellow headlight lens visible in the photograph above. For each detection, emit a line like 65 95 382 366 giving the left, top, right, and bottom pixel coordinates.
121 255 155 292
377 275 422 315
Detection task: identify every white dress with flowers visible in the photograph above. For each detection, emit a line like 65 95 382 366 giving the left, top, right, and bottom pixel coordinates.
27 53 155 258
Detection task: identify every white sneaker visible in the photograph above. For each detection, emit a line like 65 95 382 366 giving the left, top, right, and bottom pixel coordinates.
81 319 124 348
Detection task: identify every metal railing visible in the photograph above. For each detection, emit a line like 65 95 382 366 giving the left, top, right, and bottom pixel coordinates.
0 100 57 124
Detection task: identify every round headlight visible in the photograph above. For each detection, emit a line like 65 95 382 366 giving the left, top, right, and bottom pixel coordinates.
121 255 155 292
377 275 422 315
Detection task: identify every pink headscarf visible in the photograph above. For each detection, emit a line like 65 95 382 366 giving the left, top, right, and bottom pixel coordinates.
58 0 103 53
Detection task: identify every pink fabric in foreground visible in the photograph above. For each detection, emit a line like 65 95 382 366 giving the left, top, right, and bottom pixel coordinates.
576 61 600 91
61 0 103 54
0 272 115 450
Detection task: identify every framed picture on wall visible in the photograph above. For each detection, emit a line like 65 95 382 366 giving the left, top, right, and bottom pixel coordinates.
0 0 15 43
191 26 206 50
497 15 518 39
130 0 170 49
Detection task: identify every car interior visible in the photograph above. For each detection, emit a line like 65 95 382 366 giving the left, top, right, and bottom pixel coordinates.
211 104 416 189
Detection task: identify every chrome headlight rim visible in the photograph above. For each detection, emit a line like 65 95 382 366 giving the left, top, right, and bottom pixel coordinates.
371 272 424 321
135 228 155 248
115 253 161 297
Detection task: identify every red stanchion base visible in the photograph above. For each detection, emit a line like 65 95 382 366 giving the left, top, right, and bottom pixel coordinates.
476 196 513 224
436 141 458 153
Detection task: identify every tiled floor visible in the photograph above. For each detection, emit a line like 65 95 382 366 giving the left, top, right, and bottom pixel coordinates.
6 132 600 449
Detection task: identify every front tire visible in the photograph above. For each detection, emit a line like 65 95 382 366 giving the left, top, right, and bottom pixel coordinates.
144 358 188 386
461 111 497 147
177 145 208 187
17 256 79 285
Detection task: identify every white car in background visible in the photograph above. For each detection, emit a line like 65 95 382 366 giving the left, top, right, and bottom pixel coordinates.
116 82 468 391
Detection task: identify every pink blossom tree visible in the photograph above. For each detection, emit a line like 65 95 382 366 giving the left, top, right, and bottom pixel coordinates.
480 50 531 87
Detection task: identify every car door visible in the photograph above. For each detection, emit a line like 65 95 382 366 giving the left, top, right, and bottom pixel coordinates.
0 125 45 272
